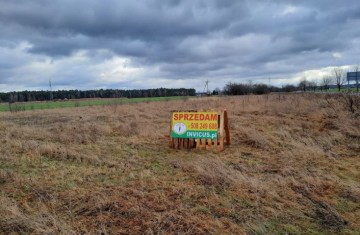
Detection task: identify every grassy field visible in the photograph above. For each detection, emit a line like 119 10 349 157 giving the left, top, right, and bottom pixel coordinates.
0 93 359 234
316 88 359 93
0 96 187 112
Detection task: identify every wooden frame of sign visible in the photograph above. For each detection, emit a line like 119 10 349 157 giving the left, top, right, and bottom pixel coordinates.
169 110 230 151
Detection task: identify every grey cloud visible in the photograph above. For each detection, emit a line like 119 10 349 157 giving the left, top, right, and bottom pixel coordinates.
0 0 238 39
1 0 360 91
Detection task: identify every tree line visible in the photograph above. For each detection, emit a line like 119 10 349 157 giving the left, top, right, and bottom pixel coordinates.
222 82 305 95
223 65 360 96
0 88 196 103
298 66 359 92
222 83 282 95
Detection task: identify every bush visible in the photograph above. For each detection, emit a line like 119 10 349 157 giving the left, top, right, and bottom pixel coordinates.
223 82 271 95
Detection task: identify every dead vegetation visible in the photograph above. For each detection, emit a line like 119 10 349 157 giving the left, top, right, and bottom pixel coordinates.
0 93 359 234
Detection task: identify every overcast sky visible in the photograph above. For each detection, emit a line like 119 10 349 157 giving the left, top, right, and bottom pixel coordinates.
1 0 360 92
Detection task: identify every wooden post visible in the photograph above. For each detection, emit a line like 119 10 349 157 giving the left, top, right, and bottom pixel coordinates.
218 110 225 151
224 110 230 145
179 138 184 149
201 139 207 149
206 138 212 150
196 139 201 149
169 111 174 148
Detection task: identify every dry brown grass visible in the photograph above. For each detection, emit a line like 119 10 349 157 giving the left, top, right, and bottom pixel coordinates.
0 93 359 234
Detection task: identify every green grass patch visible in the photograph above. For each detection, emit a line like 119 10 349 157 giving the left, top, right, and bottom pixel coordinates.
0 96 189 112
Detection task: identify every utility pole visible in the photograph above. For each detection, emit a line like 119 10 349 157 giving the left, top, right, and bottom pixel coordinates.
49 79 53 101
203 80 209 95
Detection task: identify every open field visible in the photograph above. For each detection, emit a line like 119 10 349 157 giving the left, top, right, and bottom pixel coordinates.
0 93 360 234
0 96 187 112
319 88 359 93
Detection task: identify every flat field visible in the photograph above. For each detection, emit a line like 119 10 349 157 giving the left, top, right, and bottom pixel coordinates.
0 94 359 234
0 96 186 112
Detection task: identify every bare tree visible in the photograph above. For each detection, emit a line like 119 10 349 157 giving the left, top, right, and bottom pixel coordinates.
321 76 331 91
314 79 321 91
333 68 346 92
298 77 307 92
308 80 317 92
354 64 360 92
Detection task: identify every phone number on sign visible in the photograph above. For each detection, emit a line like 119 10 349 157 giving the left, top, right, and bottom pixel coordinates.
190 122 218 129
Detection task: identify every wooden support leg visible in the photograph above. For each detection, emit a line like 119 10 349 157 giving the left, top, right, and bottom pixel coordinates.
169 111 174 148
184 138 189 149
224 110 230 145
206 138 212 150
196 139 201 149
190 139 195 149
218 110 225 151
180 138 184 149
201 139 207 150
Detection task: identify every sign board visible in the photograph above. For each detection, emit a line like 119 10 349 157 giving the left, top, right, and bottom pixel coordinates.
171 111 218 140
347 72 360 82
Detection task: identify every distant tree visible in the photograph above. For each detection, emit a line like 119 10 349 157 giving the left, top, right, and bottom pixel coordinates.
269 85 280 92
298 77 307 92
252 83 269 94
18 93 24 102
212 87 220 95
223 82 272 95
247 80 254 90
282 84 297 92
354 64 360 92
0 88 196 103
321 76 332 91
223 82 252 95
308 80 317 92
333 67 346 91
